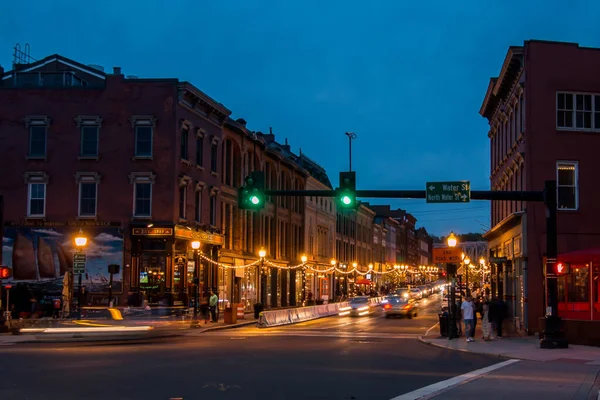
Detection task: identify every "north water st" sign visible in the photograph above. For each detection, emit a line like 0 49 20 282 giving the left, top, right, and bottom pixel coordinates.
426 181 471 203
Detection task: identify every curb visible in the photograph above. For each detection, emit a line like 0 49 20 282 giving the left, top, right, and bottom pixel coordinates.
12 332 185 345
417 335 521 360
190 320 257 334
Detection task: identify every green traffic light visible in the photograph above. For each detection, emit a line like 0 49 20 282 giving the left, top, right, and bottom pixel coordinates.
341 195 352 205
250 195 260 205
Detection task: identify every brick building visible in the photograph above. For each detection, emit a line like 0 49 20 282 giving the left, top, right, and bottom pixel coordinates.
220 120 306 310
0 54 229 306
480 40 600 339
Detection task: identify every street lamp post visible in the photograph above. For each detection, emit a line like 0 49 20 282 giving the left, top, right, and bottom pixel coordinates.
259 248 267 306
74 230 88 320
331 259 337 301
301 254 307 305
464 257 471 296
190 240 201 327
446 231 459 339
345 132 357 171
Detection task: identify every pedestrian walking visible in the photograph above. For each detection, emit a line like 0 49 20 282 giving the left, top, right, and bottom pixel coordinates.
209 290 219 323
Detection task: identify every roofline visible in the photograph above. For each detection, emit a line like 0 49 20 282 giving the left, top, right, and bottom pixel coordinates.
479 46 524 119
178 82 231 117
2 54 107 81
493 46 524 97
482 211 524 240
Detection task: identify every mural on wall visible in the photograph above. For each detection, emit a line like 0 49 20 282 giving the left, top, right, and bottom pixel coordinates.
2 225 124 293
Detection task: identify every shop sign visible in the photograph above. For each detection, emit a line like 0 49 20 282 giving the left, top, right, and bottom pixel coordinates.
132 227 174 236
174 226 224 245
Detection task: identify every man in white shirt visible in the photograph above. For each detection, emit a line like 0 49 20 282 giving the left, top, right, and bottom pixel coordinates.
461 296 475 342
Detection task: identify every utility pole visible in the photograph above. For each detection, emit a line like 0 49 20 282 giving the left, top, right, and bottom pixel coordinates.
345 132 357 171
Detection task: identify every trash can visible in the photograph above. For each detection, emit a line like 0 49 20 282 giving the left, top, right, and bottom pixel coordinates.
438 312 449 337
254 303 264 319
224 306 237 324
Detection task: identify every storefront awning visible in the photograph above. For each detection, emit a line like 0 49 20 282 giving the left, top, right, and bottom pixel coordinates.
558 248 600 263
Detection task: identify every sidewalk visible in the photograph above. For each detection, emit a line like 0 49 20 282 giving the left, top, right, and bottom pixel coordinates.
419 322 600 364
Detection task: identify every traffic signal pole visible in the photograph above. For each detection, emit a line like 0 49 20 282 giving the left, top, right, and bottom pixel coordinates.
263 181 565 348
265 189 545 202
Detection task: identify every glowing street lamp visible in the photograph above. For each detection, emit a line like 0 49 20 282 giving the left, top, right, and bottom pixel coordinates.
447 231 458 248
74 230 87 247
259 248 267 259
301 254 308 264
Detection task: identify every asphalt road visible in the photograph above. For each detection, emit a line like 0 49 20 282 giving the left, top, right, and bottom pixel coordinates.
0 294 504 400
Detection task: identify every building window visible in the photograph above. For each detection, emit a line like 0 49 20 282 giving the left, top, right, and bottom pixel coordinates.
195 190 202 223
23 172 49 217
557 92 600 130
211 138 219 173
130 116 156 158
78 182 97 217
557 161 578 210
28 183 46 217
75 116 102 158
25 116 51 158
129 172 156 218
179 185 186 220
210 195 217 226
181 128 189 160
196 136 204 166
134 182 152 217
81 126 99 157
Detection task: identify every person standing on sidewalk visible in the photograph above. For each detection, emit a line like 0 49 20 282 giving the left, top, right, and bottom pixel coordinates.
461 296 475 342
481 300 492 340
493 297 507 338
209 290 219 323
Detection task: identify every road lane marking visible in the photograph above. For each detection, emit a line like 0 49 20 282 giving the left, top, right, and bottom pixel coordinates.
424 323 439 337
389 359 520 400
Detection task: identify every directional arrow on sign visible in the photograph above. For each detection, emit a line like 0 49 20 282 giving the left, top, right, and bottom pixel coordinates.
429 185 436 191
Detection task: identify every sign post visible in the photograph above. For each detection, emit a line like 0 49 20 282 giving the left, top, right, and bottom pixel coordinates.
425 181 471 203
74 252 86 319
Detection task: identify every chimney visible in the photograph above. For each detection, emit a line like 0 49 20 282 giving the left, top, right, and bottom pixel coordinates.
282 138 291 152
264 126 275 143
113 66 122 75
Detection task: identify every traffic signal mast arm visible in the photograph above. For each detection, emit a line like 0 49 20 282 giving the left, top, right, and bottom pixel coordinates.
264 189 545 202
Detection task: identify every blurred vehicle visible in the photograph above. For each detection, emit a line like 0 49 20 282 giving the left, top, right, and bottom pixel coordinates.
383 295 419 319
339 296 373 317
418 286 429 297
394 288 411 300
410 288 423 299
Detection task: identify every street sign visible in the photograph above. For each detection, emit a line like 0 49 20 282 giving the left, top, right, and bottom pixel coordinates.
74 252 86 274
490 257 508 263
433 247 463 264
426 181 470 203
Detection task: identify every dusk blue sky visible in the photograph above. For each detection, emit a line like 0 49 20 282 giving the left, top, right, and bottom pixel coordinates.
2 1 599 236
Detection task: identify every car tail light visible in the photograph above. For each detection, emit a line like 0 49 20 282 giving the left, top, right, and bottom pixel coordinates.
384 304 392 310
403 304 411 310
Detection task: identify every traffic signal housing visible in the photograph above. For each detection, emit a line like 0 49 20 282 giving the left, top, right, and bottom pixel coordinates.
555 262 570 275
238 171 265 210
0 266 11 279
336 171 358 210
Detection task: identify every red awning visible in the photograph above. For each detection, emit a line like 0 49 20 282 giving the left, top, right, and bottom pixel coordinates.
558 248 600 263
355 279 371 285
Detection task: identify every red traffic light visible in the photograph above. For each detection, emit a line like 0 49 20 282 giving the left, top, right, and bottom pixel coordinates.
0 266 11 279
